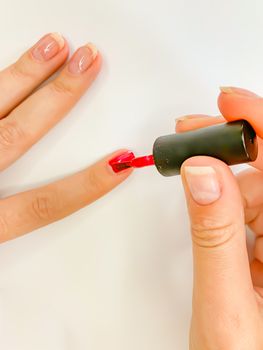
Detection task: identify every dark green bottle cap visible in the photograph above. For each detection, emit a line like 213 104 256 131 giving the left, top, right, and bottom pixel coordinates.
153 120 258 177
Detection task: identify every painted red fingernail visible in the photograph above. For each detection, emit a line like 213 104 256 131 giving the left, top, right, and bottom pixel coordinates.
109 151 135 173
109 151 155 173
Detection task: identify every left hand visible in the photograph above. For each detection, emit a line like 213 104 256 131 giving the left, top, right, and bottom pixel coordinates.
0 33 132 244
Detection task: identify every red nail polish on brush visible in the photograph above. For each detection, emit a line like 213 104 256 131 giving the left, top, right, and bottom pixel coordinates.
109 120 258 177
109 151 154 173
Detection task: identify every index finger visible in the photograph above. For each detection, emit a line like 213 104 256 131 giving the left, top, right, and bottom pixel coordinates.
218 86 263 138
175 87 263 171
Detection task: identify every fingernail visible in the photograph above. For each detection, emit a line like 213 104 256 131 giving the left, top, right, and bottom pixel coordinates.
109 151 134 173
219 86 234 94
32 33 65 62
176 115 208 123
176 115 197 122
175 115 221 124
68 43 98 74
184 166 221 205
220 86 258 97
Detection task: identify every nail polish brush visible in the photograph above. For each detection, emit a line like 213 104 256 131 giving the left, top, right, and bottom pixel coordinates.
109 120 258 177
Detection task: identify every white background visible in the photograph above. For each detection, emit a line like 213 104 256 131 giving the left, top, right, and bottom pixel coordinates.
0 0 261 349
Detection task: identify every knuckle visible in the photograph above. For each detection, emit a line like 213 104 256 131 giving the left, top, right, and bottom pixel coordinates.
50 79 75 97
31 191 59 221
84 168 107 195
10 56 35 81
191 216 238 248
0 122 24 148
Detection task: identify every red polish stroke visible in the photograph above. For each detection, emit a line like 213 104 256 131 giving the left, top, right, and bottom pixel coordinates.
109 151 155 173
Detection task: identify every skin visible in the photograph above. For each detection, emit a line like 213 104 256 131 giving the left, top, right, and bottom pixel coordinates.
1 34 263 348
177 87 263 349
0 34 132 243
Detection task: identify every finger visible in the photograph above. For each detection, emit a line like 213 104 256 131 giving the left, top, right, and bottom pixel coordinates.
218 87 263 137
236 169 263 235
175 111 263 171
0 43 102 171
175 115 225 133
218 87 263 170
0 33 69 117
252 235 263 269
236 169 263 270
176 86 263 136
251 138 263 171
250 259 263 288
181 156 257 340
0 150 132 243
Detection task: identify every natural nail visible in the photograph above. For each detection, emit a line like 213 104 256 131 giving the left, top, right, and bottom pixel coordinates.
176 115 209 123
220 86 258 98
68 43 98 74
176 116 195 122
184 166 221 205
175 115 222 124
219 86 234 94
32 33 65 62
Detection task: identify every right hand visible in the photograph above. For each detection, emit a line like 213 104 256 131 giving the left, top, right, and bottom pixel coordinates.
0 33 132 244
177 87 263 349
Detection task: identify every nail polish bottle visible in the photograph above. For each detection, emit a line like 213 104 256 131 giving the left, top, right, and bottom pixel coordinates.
153 120 257 176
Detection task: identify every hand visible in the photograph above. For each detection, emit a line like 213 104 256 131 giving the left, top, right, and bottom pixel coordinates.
0 33 132 244
176 87 263 349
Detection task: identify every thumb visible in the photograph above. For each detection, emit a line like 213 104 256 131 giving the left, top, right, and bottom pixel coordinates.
181 156 257 334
